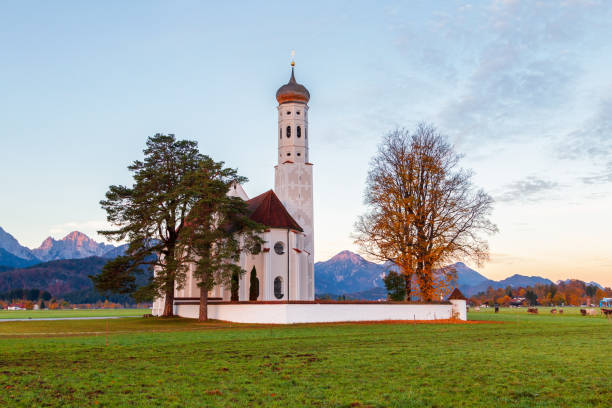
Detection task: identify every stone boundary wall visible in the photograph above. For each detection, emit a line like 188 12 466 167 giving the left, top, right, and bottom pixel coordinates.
168 300 467 324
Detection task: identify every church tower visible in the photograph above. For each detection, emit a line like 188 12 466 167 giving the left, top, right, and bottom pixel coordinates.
274 61 314 300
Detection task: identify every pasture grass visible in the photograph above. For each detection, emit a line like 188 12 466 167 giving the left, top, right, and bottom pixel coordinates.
0 308 610 407
0 308 148 320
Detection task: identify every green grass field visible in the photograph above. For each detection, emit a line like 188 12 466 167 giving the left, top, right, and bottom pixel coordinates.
0 308 610 407
0 308 148 320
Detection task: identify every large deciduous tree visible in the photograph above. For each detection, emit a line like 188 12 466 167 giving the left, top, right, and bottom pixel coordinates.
93 134 208 317
177 159 264 321
355 124 497 301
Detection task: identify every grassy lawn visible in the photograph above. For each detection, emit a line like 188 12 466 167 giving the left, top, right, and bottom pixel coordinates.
0 310 610 407
0 308 149 320
471 306 595 316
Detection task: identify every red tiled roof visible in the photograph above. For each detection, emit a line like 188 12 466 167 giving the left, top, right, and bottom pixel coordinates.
448 288 467 300
246 190 303 232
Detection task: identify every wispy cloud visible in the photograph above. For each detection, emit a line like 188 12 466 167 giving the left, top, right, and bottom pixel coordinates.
495 176 560 202
581 161 612 184
489 252 531 265
385 0 611 154
437 0 602 145
556 94 612 161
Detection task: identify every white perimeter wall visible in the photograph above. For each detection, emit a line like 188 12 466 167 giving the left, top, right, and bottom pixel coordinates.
173 302 466 324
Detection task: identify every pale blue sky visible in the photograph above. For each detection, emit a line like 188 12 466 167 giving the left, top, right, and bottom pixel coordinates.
2 0 611 285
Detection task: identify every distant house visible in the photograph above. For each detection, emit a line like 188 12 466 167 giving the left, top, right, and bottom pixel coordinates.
509 297 526 307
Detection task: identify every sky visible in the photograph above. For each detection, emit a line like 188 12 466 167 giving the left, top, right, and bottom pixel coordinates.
1 0 611 286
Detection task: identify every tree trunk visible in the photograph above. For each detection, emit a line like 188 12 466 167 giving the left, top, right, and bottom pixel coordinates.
421 260 434 302
162 284 174 317
199 286 208 322
404 273 412 301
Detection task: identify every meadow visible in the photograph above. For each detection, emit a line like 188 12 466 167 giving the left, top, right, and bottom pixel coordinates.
0 308 148 320
0 308 610 407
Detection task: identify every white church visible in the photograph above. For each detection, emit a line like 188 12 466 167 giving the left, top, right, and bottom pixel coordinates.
152 63 467 323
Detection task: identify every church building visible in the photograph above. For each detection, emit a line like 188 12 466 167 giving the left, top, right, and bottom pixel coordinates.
160 62 315 308
152 62 467 323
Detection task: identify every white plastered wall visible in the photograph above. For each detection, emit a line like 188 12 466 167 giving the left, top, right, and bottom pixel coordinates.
174 302 465 323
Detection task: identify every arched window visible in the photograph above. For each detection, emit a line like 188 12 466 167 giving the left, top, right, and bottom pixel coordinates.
286 126 291 138
274 276 284 299
297 126 301 138
279 128 282 139
305 128 307 139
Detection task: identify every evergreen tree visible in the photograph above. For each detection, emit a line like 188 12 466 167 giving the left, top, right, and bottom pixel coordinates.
586 284 598 299
177 158 264 321
93 134 212 316
249 267 259 301
525 290 538 306
230 270 240 301
383 271 407 301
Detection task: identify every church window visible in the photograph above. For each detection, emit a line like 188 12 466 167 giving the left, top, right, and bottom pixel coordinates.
287 152 291 156
286 126 291 138
297 152 301 156
274 241 285 255
279 128 281 139
297 111 301 115
305 128 307 139
274 276 284 299
297 126 301 138
286 111 291 115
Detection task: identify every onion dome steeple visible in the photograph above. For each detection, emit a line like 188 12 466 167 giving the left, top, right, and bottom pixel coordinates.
276 62 310 104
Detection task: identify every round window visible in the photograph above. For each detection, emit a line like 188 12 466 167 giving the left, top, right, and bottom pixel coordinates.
274 276 284 299
274 241 285 255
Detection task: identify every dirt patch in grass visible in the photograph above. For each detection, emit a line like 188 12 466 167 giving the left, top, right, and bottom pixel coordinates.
294 319 504 326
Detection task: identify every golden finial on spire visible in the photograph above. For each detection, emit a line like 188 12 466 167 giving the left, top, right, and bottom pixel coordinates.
290 50 295 67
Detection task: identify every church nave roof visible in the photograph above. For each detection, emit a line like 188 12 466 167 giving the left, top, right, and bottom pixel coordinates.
246 190 303 232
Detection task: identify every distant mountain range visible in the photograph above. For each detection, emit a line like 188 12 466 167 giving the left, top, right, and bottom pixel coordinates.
0 257 148 304
315 250 386 295
0 227 38 263
314 250 582 300
0 227 123 268
0 248 39 269
557 278 603 289
32 231 117 262
0 226 606 302
0 257 110 296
